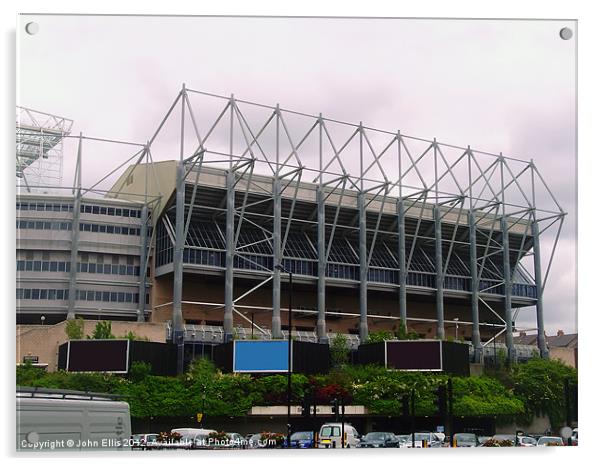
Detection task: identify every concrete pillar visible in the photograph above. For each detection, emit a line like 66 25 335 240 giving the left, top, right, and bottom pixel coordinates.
224 171 235 341
67 192 81 320
272 177 283 338
358 192 369 342
434 206 445 339
532 220 549 358
137 204 149 322
316 187 327 342
469 211 483 362
172 160 185 337
397 199 407 334
501 217 516 363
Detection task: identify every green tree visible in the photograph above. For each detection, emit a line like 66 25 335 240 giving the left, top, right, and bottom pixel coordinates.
330 333 350 367
89 321 115 339
65 317 85 340
511 357 577 428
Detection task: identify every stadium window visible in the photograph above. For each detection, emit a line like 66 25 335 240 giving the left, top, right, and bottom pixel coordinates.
31 289 40 300
23 289 31 299
108 207 115 216
102 291 110 302
115 208 122 216
16 289 24 299
87 291 95 301
110 292 118 302
33 261 41 271
56 290 64 300
39 289 48 300
100 207 107 215
119 265 126 275
88 263 96 273
118 292 125 303
99 225 107 233
17 260 25 271
58 262 66 272
92 206 100 215
95 291 102 301
91 224 99 233
107 225 115 234
48 289 56 300
41 261 50 272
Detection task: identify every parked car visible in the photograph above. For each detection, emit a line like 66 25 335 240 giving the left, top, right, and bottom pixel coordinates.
516 436 537 447
405 432 442 448
537 436 564 447
396 434 412 448
359 432 399 448
284 431 315 449
171 428 216 450
318 423 361 448
453 433 479 447
247 433 265 449
131 433 158 450
226 432 246 449
477 435 491 445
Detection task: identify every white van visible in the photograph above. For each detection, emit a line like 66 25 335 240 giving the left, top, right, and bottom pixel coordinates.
318 423 361 448
16 387 131 451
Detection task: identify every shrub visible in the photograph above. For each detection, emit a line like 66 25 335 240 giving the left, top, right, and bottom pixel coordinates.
366 330 395 344
89 321 115 339
65 317 85 340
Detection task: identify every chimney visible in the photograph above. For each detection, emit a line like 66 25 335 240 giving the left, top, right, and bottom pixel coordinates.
557 329 564 337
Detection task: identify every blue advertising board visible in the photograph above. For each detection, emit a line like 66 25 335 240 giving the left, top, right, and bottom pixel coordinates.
233 340 290 373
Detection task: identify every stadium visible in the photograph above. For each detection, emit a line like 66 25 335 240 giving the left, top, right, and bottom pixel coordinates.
16 87 566 365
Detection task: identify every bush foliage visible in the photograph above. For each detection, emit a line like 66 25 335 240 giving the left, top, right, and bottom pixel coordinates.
16 355 575 424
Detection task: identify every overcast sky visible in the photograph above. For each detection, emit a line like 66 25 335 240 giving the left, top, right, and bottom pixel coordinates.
17 15 577 334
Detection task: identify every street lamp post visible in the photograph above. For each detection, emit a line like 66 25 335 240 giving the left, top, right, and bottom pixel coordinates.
453 317 459 341
275 264 293 449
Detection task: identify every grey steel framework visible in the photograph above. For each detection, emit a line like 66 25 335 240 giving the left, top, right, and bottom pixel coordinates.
150 86 564 362
16 107 73 190
16 87 566 363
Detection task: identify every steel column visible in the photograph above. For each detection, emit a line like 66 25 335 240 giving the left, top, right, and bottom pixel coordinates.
358 192 369 342
224 170 235 341
501 217 516 362
397 199 407 333
434 206 445 339
272 176 283 338
316 186 327 342
469 211 483 362
137 204 149 322
532 220 549 358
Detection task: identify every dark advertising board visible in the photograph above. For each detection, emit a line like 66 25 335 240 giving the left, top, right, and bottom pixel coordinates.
357 340 469 375
386 340 442 370
58 340 179 375
64 339 130 373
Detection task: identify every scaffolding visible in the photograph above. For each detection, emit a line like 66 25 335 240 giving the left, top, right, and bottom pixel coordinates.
16 106 73 191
